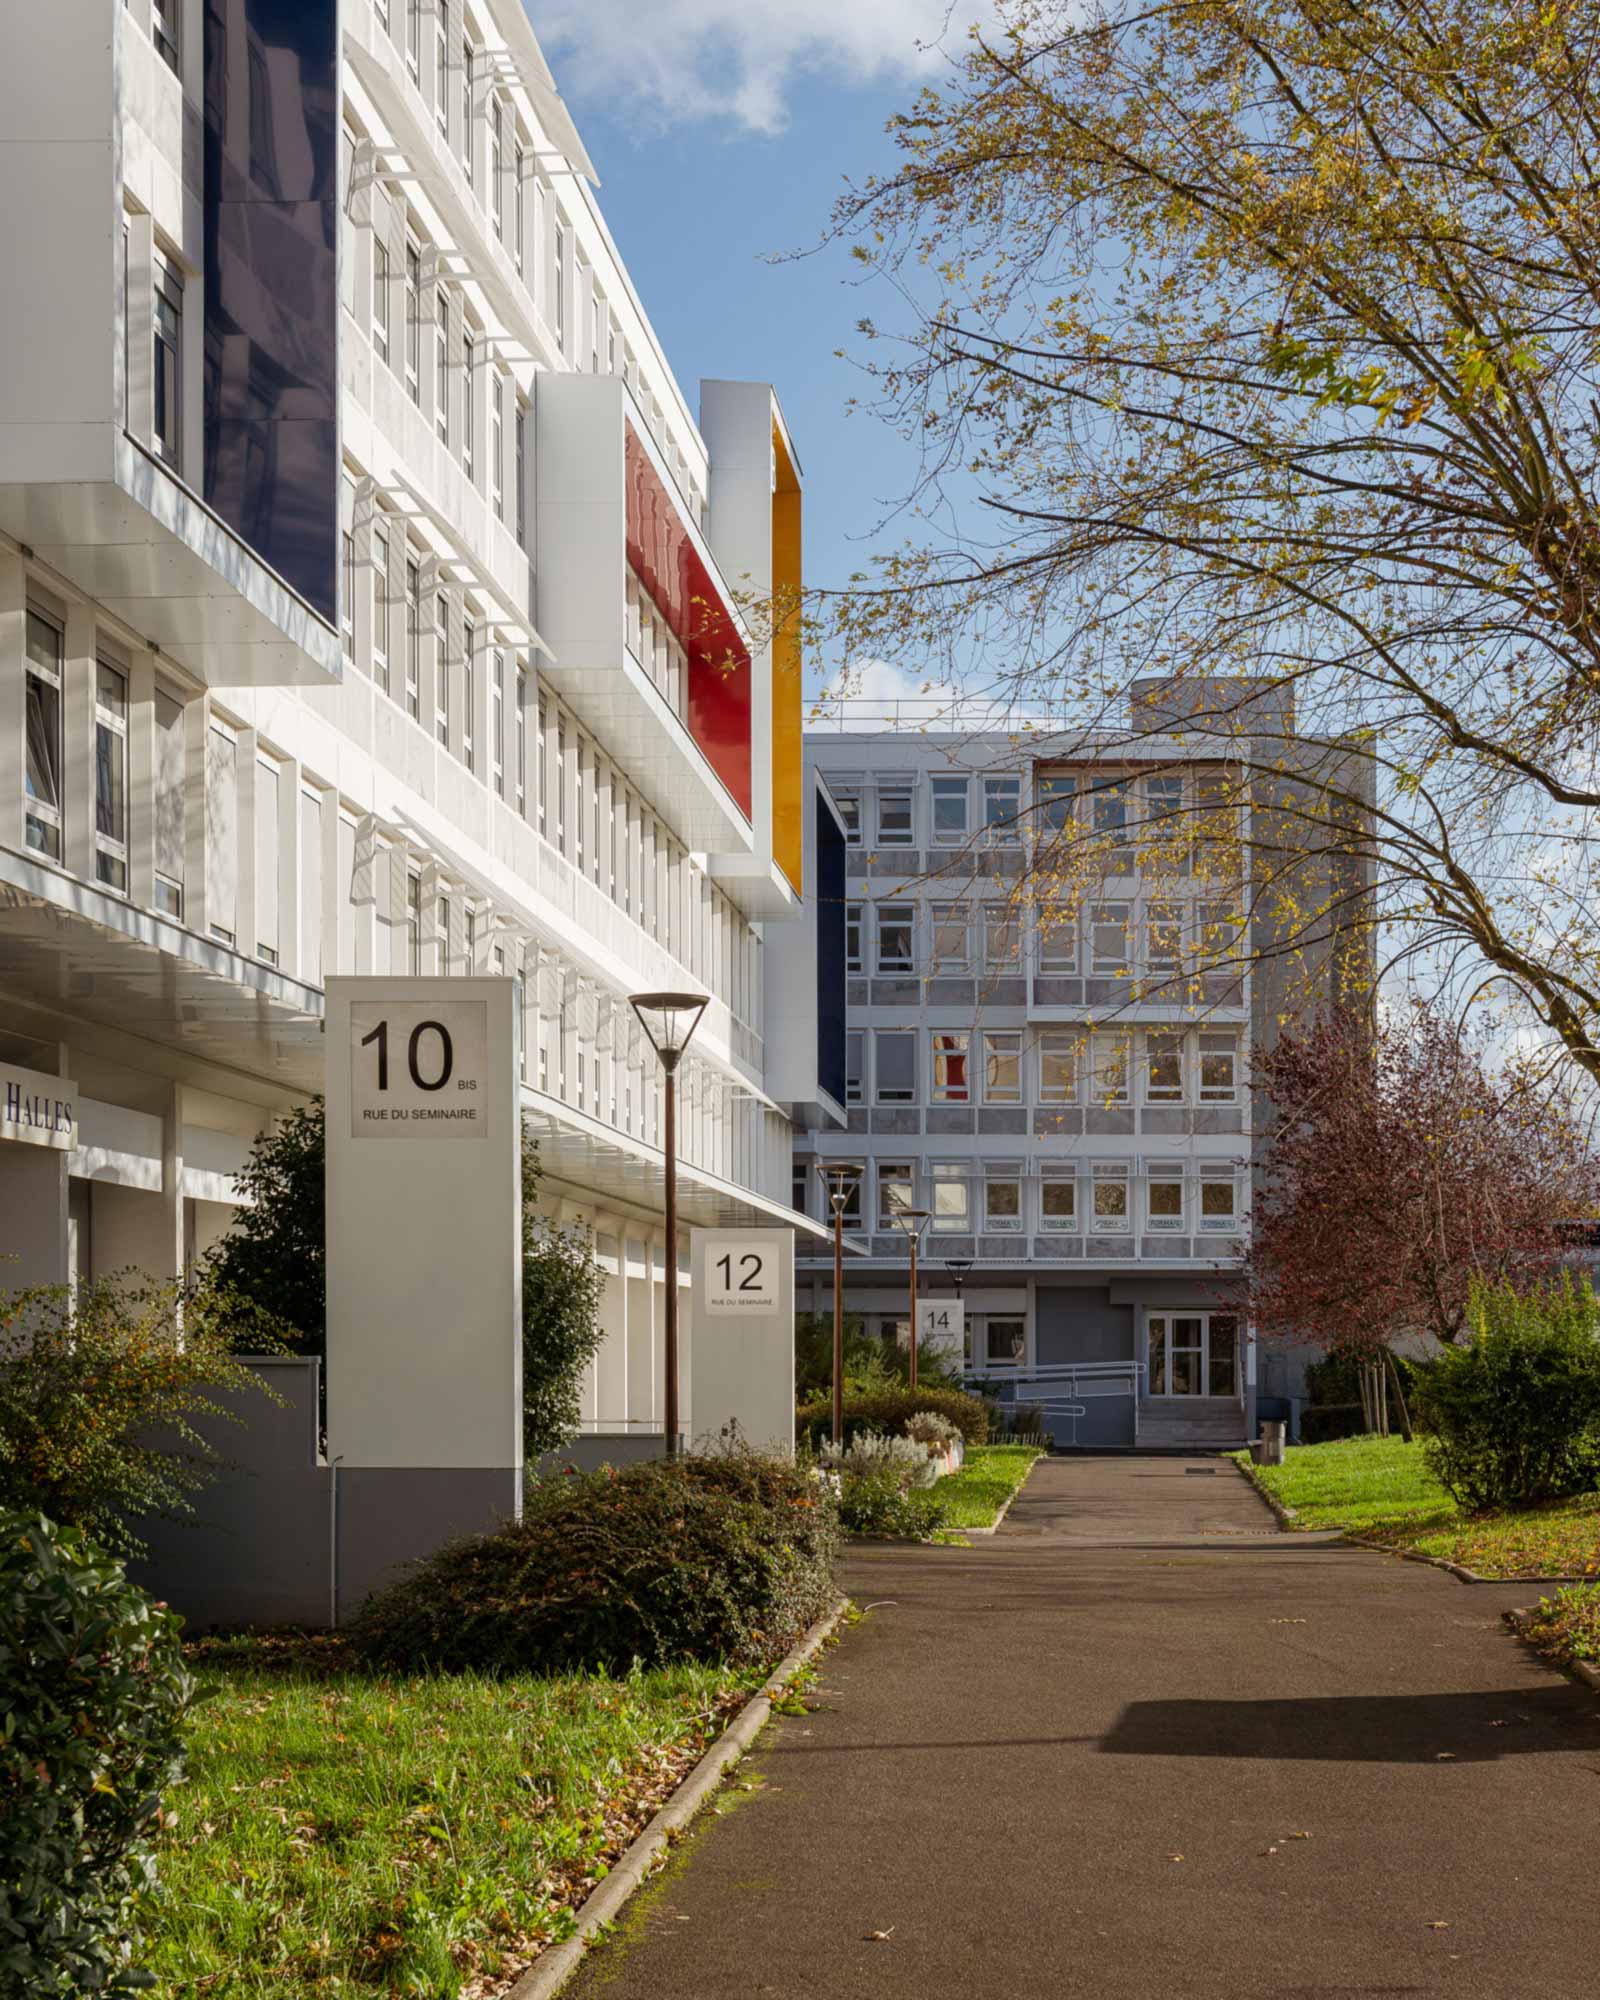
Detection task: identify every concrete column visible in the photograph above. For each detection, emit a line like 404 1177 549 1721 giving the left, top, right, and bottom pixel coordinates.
0 1146 69 1291
234 729 259 960
61 604 97 884
319 789 342 980
125 209 155 451
624 1235 655 1431
276 756 302 979
162 1082 186 1282
593 1222 627 1429
127 651 157 910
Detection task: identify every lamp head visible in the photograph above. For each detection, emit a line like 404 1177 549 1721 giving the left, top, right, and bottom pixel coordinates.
629 991 710 1072
891 1206 930 1241
816 1160 862 1217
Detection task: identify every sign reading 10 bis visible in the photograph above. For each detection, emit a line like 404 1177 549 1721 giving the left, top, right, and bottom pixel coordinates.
348 1000 490 1138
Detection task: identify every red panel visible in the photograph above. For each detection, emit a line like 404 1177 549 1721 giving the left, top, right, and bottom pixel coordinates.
625 424 752 821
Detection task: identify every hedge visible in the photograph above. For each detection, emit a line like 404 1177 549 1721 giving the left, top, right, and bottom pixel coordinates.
796 1385 990 1450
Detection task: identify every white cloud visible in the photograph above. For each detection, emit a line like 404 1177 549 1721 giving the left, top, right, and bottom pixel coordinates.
528 0 987 136
809 655 1042 733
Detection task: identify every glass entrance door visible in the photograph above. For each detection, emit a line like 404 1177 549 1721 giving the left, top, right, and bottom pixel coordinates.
1148 1312 1239 1397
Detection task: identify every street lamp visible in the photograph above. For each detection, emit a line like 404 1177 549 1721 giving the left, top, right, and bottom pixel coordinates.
630 990 709 1458
945 1256 973 1378
816 1162 862 1447
891 1208 930 1391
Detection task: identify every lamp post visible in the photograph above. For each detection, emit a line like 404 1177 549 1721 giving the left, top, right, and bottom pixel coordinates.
630 991 709 1458
945 1256 973 1378
892 1208 930 1391
817 1162 861 1447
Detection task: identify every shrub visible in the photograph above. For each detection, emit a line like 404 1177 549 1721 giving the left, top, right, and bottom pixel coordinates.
353 1451 837 1676
793 1314 964 1400
836 1470 950 1539
0 1511 192 1997
0 1275 279 1557
1299 1403 1366 1446
819 1432 939 1488
1413 1273 1600 1511
904 1410 962 1451
518 1141 604 1459
796 1385 989 1450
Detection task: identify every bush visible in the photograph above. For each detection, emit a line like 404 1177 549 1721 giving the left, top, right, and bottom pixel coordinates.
1299 1403 1366 1445
518 1141 604 1459
796 1385 989 1449
904 1410 962 1451
819 1432 939 1488
0 1511 192 1997
354 1451 838 1675
793 1314 964 1400
1413 1274 1600 1512
0 1275 279 1557
836 1471 950 1539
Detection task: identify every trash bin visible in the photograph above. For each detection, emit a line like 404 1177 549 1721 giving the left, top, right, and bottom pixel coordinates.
1254 1419 1287 1467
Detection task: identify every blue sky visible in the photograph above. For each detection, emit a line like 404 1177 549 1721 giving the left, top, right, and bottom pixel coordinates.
526 0 988 700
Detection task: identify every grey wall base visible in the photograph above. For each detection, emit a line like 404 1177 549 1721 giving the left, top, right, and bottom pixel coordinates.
534 1432 671 1476
335 1466 521 1623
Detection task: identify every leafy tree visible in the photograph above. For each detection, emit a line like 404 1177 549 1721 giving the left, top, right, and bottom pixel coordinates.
1244 1009 1599 1368
520 1137 604 1460
823 0 1600 1073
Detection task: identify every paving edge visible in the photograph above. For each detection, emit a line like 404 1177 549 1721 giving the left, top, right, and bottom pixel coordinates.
1503 1605 1600 1693
503 1594 851 2000
1231 1455 1297 1528
956 1449 1047 1537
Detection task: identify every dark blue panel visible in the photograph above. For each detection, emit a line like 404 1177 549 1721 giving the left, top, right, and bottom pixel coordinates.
204 0 340 628
815 792 847 1109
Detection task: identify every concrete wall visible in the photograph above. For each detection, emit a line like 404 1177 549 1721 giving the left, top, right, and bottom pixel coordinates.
0 1142 68 1290
1035 1285 1134 1365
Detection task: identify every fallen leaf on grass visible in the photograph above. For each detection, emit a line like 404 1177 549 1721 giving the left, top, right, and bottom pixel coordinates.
1426 1921 1450 1931
1260 1847 1279 1857
1286 1831 1311 1839
1168 1853 1184 1863
1267 1618 1308 1625
1435 1752 1457 1761
864 1927 896 1943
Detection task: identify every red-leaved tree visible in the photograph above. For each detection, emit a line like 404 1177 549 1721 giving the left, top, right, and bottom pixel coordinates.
1245 1011 1598 1381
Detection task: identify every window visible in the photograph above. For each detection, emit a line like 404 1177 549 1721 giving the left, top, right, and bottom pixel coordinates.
1092 778 1133 868
792 1162 810 1218
1195 770 1236 869
1090 902 1130 975
1091 1162 1131 1232
845 901 863 973
931 1161 970 1233
490 99 504 235
93 663 128 891
492 650 505 797
930 775 969 844
153 258 182 467
461 39 474 183
874 1029 916 1104
876 902 914 973
1199 1032 1239 1102
1038 1031 1080 1104
878 1161 915 1230
1145 1032 1185 1103
405 242 421 403
375 0 389 29
516 398 528 547
835 789 862 844
438 894 453 973
983 905 1020 969
341 528 355 657
491 375 505 518
931 901 969 967
514 144 526 272
1040 1168 1078 1232
876 787 913 846
435 288 449 444
1037 773 1074 835
153 688 185 917
845 1029 863 1104
554 221 567 349
982 1317 1026 1367
435 9 449 138
516 667 529 817
930 1030 969 1103
983 774 1021 843
373 239 391 363
1198 900 1241 970
1146 1165 1186 1232
462 330 475 480
406 0 421 76
461 618 476 772
153 0 179 74
23 610 63 860
1200 1170 1240 1232
1090 1032 1130 1105
1036 901 1077 973
404 557 421 718
985 1166 1023 1232
1144 773 1185 872
1145 900 1184 977
434 592 449 746
372 526 391 693
1149 1310 1238 1397
406 870 422 973
983 1031 1022 1104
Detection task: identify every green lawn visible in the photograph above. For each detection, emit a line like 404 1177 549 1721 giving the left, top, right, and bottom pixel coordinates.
935 1444 1044 1530
1520 1584 1600 1665
147 1634 763 1998
1236 1435 1600 1579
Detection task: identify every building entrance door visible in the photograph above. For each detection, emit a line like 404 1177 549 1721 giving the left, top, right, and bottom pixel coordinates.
1148 1312 1238 1397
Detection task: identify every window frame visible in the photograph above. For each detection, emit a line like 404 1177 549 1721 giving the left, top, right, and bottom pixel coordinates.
844 900 864 974
1038 1029 1080 1106
930 900 970 969
983 1164 1024 1233
930 1029 970 1104
1144 1030 1186 1104
23 606 65 862
929 774 970 845
1039 1166 1079 1233
875 901 915 974
1090 1161 1132 1233
873 1027 916 1106
983 774 1021 845
876 787 914 847
1199 1032 1240 1103
982 1030 1023 1105
93 660 129 893
152 254 183 470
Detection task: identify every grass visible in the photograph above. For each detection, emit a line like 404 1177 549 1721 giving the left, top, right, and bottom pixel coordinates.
146 1633 764 1999
1519 1584 1600 1665
934 1443 1044 1530
1235 1434 1600 1580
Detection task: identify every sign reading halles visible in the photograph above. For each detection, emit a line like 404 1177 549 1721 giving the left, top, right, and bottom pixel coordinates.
348 1000 489 1138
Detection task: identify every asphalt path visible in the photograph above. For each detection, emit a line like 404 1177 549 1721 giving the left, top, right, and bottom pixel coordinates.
564 1454 1600 1999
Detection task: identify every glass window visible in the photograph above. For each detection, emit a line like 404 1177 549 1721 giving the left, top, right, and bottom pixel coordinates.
461 38 474 181
492 649 505 797
373 239 391 364
930 776 969 844
341 529 355 657
983 1031 1022 1104
435 288 450 444
1143 773 1186 871
153 0 179 74
931 901 969 967
876 902 914 973
153 259 182 467
984 775 1021 843
792 1162 810 1218
1199 1033 1240 1102
1040 1170 1078 1231
554 222 567 349
874 1029 915 1104
1144 901 1184 979
462 330 475 480
1200 1174 1239 1232
1092 1163 1131 1232
461 619 476 772
1198 900 1241 969
153 687 185 917
931 1161 970 1233
1036 900 1077 973
983 1316 1025 1367
372 526 390 692
1090 902 1130 974
835 790 862 844
1037 773 1074 835
983 905 1020 968
516 398 528 547
490 98 504 233
845 1029 863 1104
877 1161 915 1229
514 144 525 271
1146 1169 1185 1231
1039 1031 1080 1104
434 592 449 746
405 242 421 403
406 0 421 75
1092 778 1133 868
1090 1032 1130 1105
516 667 529 817
1209 1313 1239 1396
435 9 449 135
94 662 129 891
1145 1032 1185 1103
877 787 913 846
985 1169 1022 1232
492 374 505 519
23 609 64 861
930 1030 969 1103
845 901 863 973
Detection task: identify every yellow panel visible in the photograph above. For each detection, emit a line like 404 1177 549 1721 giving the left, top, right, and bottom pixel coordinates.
772 421 803 896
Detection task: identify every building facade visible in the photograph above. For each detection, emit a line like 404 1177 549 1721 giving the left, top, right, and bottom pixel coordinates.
0 0 835 1448
793 688 1368 1450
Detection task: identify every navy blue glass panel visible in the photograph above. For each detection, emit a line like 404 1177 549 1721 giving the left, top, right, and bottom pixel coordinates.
815 793 847 1109
204 0 340 628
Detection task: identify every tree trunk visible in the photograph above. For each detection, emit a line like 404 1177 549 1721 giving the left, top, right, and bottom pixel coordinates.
1357 1360 1373 1433
1385 1347 1415 1444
